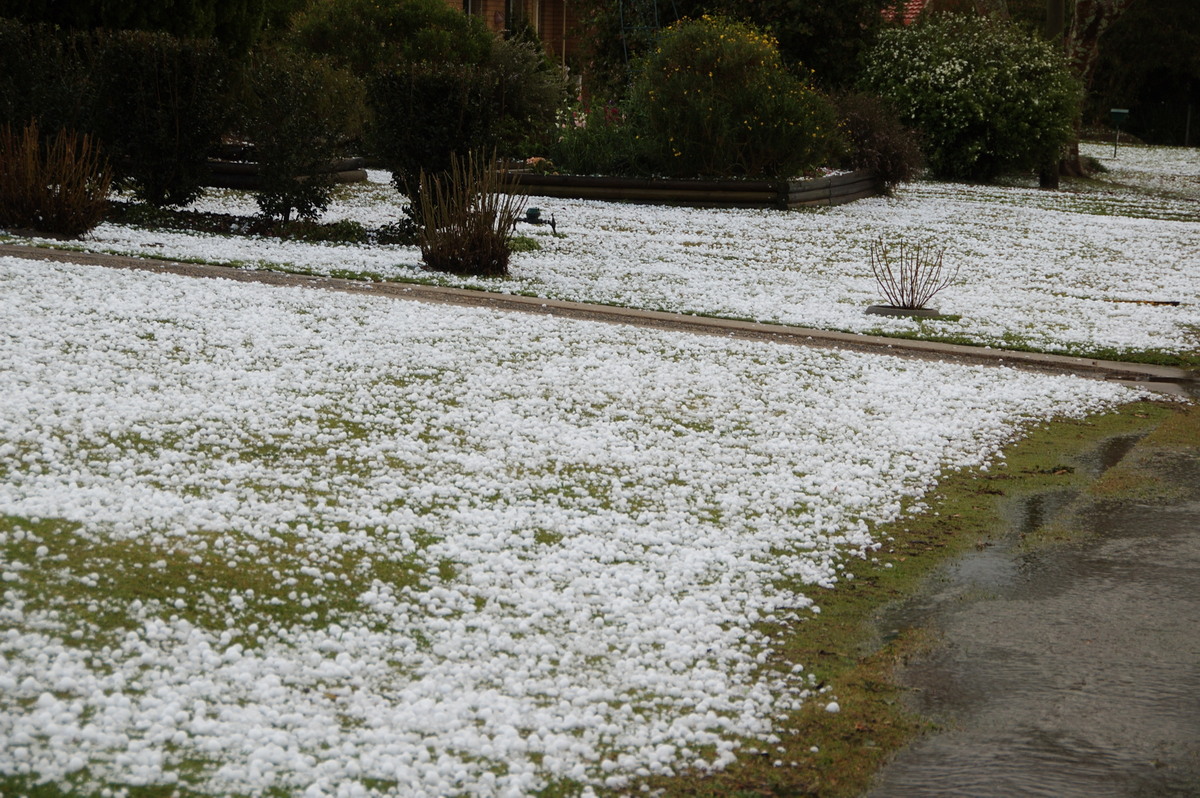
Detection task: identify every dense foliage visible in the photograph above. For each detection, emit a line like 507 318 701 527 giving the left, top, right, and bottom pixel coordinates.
834 92 924 191
627 16 839 179
286 0 494 76
90 30 232 207
1 20 232 207
1089 0 1200 145
0 18 91 133
0 0 278 53
861 15 1081 180
238 50 367 221
703 0 892 88
544 105 648 177
572 0 890 97
370 37 566 196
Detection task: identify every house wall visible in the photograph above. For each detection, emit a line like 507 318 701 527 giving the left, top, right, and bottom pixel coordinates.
449 0 579 66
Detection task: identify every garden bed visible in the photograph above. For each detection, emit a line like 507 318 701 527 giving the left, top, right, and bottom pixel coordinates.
504 168 883 209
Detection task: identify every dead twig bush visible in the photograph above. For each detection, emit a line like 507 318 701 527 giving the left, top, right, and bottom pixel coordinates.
869 238 959 309
0 121 111 237
417 151 526 277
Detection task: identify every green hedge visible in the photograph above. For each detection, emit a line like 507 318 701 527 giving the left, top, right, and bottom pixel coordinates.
0 18 91 134
90 29 231 207
239 49 366 221
369 37 566 194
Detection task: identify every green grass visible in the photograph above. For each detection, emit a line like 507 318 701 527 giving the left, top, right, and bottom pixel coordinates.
2 512 431 652
625 398 1186 798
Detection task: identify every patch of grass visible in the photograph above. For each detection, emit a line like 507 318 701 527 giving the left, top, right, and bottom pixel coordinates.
0 510 434 653
858 326 1200 369
1086 402 1200 504
632 399 1180 797
509 235 542 253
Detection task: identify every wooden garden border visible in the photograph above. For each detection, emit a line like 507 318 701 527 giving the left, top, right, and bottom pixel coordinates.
503 168 883 209
204 157 368 190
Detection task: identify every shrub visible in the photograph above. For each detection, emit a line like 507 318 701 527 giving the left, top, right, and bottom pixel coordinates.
869 238 958 310
238 50 367 221
627 16 840 179
486 37 569 154
370 60 498 197
417 151 526 277
287 0 494 77
834 92 924 191
0 121 112 237
89 30 231 207
545 104 650 177
860 15 1081 181
369 40 566 198
2 1 268 54
0 19 93 134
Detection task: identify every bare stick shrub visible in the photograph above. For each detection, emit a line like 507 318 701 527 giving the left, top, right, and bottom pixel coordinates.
869 238 959 309
417 151 526 277
0 121 112 237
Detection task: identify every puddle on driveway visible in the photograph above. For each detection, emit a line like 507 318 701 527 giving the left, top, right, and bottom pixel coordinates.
866 440 1200 797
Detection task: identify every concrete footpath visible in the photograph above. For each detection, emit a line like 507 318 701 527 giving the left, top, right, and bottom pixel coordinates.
2 243 1197 398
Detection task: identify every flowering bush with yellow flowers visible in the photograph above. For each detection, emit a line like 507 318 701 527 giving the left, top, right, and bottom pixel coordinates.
628 16 841 180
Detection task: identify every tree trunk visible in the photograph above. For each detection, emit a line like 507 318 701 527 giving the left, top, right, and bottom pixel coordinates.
1046 0 1137 184
1066 0 1138 91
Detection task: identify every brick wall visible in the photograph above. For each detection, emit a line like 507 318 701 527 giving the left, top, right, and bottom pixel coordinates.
446 0 580 66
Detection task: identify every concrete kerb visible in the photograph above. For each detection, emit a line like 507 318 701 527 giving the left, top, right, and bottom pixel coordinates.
3 243 1197 397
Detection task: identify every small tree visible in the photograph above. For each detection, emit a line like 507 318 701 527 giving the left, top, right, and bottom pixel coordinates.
239 50 367 222
861 15 1081 181
370 60 499 202
369 36 566 214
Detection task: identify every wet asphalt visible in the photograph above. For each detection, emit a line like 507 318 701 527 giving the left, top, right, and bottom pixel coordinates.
865 431 1200 797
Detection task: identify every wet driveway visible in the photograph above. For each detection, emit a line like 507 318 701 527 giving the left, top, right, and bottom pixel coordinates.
865 440 1200 797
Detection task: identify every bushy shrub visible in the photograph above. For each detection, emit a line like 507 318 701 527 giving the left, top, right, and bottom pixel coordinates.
486 37 569 154
370 61 498 194
287 0 494 77
860 15 1081 180
0 19 93 134
417 151 526 277
545 105 650 177
2 1 268 54
627 16 840 179
239 49 367 221
834 92 924 191
90 30 231 207
369 37 566 196
0 121 112 237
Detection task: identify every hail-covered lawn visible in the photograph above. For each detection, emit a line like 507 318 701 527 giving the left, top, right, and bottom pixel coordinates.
7 145 1198 359
0 256 1144 796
